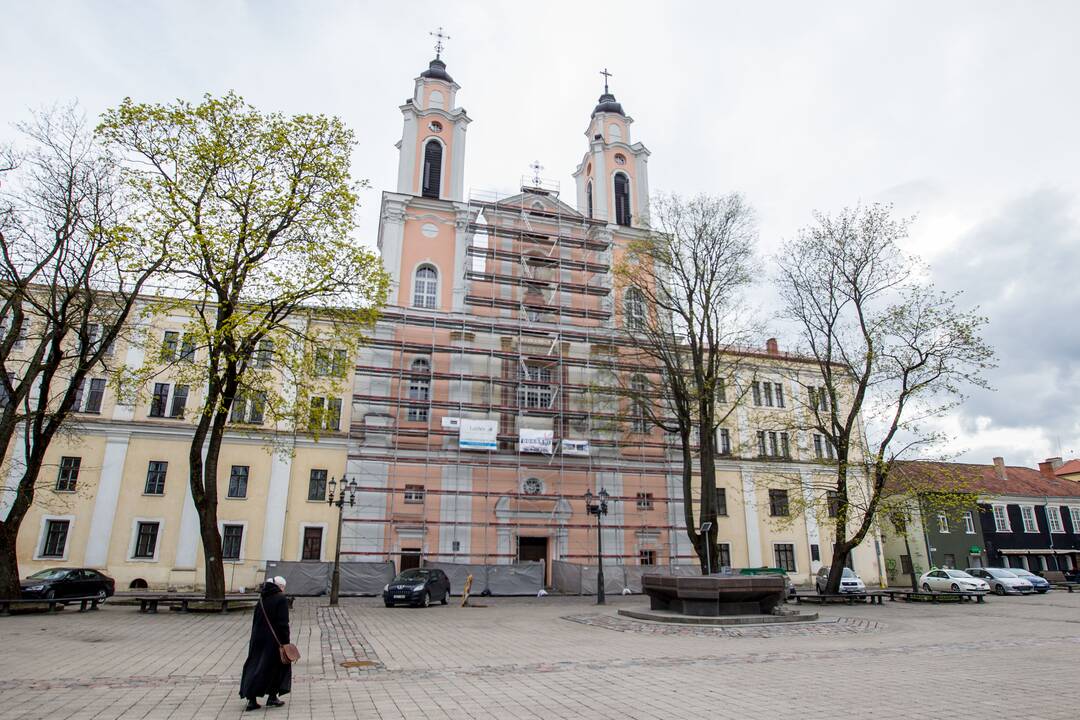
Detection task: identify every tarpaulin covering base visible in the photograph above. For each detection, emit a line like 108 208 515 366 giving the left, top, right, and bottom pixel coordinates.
551 560 701 594
423 561 544 595
263 561 394 596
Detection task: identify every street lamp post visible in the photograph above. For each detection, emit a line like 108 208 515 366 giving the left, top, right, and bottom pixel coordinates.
585 488 610 605
327 476 359 607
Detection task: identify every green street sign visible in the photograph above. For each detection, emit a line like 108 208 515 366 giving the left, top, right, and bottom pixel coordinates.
969 546 981 554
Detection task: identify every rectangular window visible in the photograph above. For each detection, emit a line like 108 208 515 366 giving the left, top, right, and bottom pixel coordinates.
518 364 554 409
314 348 332 377
810 544 820 562
248 391 266 424
780 432 790 458
161 331 179 361
325 397 342 431
639 549 656 566
76 377 107 413
993 504 1011 532
133 521 159 559
717 542 732 568
144 461 168 495
331 348 348 377
719 428 731 455
149 382 170 417
302 527 323 561
963 511 975 534
774 383 785 408
810 386 831 412
636 492 654 511
937 512 950 533
1020 505 1038 533
404 484 425 504
179 333 196 362
227 465 249 499
763 382 774 407
757 430 767 457
55 456 80 492
900 554 913 575
451 540 461 552
221 524 243 560
717 378 726 404
309 396 342 430
769 489 789 517
1047 506 1064 534
827 491 841 518
814 434 835 460
1070 507 1080 533
170 385 188 419
308 469 327 501
773 543 797 572
752 381 762 406
768 431 778 457
943 553 956 568
41 519 70 558
717 487 728 516
254 339 273 369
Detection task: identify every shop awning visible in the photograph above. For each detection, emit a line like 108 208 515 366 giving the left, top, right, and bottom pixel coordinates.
998 548 1078 555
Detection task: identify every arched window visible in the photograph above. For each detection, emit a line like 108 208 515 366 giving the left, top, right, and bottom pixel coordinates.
630 374 649 433
614 172 631 226
586 181 593 218
625 287 646 330
407 358 431 422
422 140 443 199
413 265 438 308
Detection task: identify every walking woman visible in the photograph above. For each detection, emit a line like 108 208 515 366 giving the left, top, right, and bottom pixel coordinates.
239 576 292 711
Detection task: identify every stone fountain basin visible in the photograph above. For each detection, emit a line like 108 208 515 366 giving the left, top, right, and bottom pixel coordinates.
642 574 786 617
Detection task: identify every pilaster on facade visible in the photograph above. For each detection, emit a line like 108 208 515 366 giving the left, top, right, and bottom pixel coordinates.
84 430 132 568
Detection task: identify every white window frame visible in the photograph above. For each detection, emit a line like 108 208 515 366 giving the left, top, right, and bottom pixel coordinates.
992 504 1011 532
218 520 248 563
1020 504 1038 533
937 512 950 534
1046 505 1064 534
1069 506 1080 533
298 522 328 562
963 511 975 534
34 514 75 561
128 517 165 562
412 264 439 309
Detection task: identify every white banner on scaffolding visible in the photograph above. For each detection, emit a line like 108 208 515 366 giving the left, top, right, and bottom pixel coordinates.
518 428 554 454
459 419 498 451
561 439 590 456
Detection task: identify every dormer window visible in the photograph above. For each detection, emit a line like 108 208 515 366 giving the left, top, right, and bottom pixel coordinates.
422 140 443 199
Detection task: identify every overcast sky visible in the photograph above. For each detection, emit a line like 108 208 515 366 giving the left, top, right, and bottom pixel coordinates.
3 1 1077 466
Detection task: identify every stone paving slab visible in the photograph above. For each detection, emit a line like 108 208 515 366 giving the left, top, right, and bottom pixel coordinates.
1 593 1079 718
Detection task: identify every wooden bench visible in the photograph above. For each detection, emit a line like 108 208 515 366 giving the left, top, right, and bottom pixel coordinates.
794 591 883 606
881 588 987 604
133 594 260 614
0 595 103 616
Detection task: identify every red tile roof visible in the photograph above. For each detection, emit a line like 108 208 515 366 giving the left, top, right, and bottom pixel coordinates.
1054 459 1080 476
891 460 1080 499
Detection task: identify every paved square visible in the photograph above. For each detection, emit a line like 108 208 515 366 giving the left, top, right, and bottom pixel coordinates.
2 592 1079 719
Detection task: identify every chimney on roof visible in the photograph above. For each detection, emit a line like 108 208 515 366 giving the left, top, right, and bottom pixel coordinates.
992 456 1007 482
1038 458 1060 479
765 338 779 356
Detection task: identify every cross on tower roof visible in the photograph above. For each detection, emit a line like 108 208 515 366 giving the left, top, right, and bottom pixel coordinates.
600 68 613 94
430 27 451 59
529 160 544 187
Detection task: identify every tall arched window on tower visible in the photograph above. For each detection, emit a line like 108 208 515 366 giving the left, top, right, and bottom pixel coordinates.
625 286 646 330
422 140 443 199
407 358 431 422
614 172 631 226
413 265 438 308
586 181 593 219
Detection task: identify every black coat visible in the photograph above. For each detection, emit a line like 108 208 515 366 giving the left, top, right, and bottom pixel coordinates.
239 583 292 698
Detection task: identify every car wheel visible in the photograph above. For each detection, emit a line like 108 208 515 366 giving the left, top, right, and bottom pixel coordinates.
921 583 931 592
422 591 430 608
995 584 1005 596
950 583 960 592
440 590 449 605
45 589 56 600
384 601 394 608
95 589 107 602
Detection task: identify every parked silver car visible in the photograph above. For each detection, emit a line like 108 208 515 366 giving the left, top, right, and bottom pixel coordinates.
815 566 866 594
965 567 1033 595
919 568 989 593
1004 568 1051 593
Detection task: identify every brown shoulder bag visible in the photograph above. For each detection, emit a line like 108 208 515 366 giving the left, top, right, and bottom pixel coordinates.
259 597 300 665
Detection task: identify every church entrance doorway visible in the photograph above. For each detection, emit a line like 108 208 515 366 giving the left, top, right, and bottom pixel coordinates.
517 536 549 584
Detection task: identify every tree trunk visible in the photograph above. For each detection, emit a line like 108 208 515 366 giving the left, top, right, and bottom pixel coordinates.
0 524 21 599
697 428 719 574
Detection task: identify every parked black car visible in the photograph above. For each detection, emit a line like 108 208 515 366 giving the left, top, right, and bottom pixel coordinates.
382 568 451 608
21 568 116 601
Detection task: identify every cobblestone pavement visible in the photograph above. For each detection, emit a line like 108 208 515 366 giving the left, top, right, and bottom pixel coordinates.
2 591 1079 719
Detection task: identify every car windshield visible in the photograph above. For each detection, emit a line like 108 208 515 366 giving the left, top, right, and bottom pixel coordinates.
946 570 974 579
393 569 431 582
842 568 858 578
28 569 69 580
986 569 1017 578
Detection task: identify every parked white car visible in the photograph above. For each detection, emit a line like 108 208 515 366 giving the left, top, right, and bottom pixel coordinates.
815 566 867 594
918 568 990 593
965 567 1034 595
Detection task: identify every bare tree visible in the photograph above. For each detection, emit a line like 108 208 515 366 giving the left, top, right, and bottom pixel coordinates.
614 193 760 573
776 204 994 593
98 93 388 599
0 106 171 597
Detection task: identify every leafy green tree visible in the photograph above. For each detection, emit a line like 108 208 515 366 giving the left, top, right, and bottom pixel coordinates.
99 93 388 599
0 106 170 598
775 204 994 593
